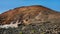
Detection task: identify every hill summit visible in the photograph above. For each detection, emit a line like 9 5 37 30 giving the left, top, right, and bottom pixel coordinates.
0 5 60 28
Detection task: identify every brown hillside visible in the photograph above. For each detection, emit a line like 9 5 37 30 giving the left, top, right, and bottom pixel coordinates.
0 5 60 25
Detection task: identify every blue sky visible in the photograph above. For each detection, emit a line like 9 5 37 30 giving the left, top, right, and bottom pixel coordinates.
0 0 60 13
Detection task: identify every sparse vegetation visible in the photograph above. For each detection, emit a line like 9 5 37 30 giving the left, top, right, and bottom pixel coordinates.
0 22 60 34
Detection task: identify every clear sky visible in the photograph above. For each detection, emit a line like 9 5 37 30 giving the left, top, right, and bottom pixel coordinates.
0 0 60 13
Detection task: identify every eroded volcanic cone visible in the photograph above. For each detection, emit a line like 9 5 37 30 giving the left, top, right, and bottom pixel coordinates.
0 5 60 28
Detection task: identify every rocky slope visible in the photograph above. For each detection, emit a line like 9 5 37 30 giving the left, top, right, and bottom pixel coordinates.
0 5 60 34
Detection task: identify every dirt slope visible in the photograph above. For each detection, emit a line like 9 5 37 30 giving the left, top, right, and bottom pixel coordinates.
0 5 60 25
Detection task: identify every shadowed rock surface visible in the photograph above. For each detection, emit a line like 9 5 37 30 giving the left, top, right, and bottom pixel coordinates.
0 5 60 34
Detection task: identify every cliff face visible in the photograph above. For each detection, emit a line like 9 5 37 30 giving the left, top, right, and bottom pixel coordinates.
0 5 60 27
